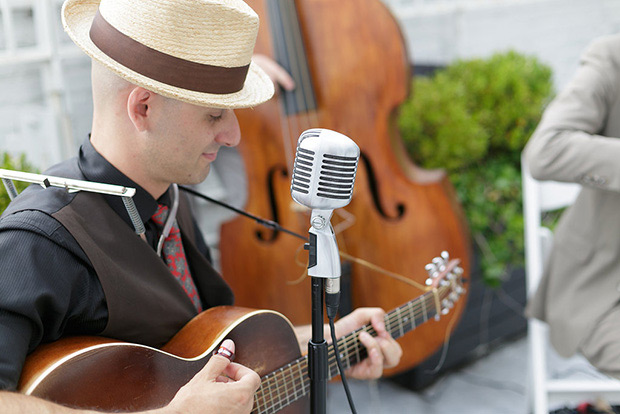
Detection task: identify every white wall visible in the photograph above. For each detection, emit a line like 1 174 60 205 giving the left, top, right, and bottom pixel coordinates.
383 0 620 88
4 0 620 167
1 0 619 252
0 0 90 170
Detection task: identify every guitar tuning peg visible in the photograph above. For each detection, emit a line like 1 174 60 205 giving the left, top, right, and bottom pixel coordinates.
432 257 446 272
441 251 450 261
454 266 464 276
442 299 454 309
449 292 459 302
425 263 438 278
441 307 450 315
425 278 433 286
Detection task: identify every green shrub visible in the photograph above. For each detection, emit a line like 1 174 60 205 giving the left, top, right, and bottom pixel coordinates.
399 74 489 171
1 153 37 214
398 51 554 286
451 155 524 285
443 51 554 152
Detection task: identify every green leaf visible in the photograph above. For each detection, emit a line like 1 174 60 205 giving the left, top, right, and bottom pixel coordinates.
0 153 38 214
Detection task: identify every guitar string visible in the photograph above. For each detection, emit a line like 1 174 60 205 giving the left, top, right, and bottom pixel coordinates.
254 281 458 413
264 279 460 414
252 285 456 413
253 299 437 414
263 291 432 370
255 290 443 408
254 320 398 412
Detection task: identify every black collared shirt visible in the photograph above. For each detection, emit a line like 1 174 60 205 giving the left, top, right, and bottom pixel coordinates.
0 139 211 390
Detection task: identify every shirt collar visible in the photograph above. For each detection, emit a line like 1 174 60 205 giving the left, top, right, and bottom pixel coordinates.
77 137 171 227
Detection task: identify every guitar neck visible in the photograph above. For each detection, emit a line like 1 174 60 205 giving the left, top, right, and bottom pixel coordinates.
252 287 446 414
328 288 442 377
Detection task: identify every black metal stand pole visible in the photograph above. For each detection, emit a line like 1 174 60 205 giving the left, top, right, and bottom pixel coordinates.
309 276 327 414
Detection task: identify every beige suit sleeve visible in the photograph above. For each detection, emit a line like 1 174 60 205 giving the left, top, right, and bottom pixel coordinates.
524 35 620 192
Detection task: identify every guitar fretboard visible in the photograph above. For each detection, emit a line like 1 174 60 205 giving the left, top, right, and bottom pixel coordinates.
251 287 446 414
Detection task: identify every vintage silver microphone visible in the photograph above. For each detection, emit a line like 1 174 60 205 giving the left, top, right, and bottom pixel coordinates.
290 128 360 414
290 128 360 316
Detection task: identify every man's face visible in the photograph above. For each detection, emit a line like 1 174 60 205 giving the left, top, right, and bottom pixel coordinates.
144 98 241 187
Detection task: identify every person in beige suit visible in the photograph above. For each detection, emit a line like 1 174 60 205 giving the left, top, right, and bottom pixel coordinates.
525 33 620 377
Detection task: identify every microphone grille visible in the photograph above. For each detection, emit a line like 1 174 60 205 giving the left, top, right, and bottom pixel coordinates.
291 146 315 195
291 128 360 210
317 153 357 200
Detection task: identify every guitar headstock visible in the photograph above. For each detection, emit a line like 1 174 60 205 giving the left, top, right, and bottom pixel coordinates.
424 251 466 318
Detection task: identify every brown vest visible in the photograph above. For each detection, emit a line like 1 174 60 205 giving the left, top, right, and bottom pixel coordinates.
51 190 234 348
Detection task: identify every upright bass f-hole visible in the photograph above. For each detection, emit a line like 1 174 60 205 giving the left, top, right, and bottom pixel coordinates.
359 152 406 220
255 164 289 242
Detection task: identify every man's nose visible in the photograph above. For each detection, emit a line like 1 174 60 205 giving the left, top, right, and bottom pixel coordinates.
214 110 241 148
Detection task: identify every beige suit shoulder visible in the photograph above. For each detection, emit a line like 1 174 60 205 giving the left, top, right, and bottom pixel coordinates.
581 33 620 69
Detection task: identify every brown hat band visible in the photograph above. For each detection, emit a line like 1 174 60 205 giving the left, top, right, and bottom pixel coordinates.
89 9 250 95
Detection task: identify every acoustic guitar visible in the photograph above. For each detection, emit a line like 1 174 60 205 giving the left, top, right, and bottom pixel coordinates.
18 255 463 413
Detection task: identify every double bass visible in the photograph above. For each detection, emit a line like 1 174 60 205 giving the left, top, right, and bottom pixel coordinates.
219 0 471 375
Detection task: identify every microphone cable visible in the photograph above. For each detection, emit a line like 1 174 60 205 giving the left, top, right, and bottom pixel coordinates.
180 184 432 292
179 185 308 242
328 312 358 414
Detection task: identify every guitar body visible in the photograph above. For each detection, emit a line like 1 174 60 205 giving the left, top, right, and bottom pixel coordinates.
18 306 308 413
17 258 464 413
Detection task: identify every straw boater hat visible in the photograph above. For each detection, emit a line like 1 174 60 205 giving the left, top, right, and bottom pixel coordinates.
62 0 274 109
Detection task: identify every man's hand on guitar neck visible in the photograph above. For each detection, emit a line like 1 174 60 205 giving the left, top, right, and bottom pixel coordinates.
294 307 403 380
334 307 403 379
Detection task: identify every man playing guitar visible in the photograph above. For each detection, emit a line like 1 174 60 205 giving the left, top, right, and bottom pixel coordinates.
0 0 402 413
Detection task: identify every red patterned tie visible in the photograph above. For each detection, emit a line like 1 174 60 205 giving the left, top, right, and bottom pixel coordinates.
151 204 203 312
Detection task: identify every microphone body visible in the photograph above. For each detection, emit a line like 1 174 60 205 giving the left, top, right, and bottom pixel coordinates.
290 128 360 314
307 209 341 296
290 128 359 414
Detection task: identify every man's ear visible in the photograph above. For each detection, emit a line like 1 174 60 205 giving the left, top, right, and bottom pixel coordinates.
127 87 153 132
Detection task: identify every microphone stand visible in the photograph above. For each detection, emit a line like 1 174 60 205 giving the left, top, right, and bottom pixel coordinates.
305 209 341 414
0 169 146 240
185 184 341 413
309 275 327 414
182 185 356 412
